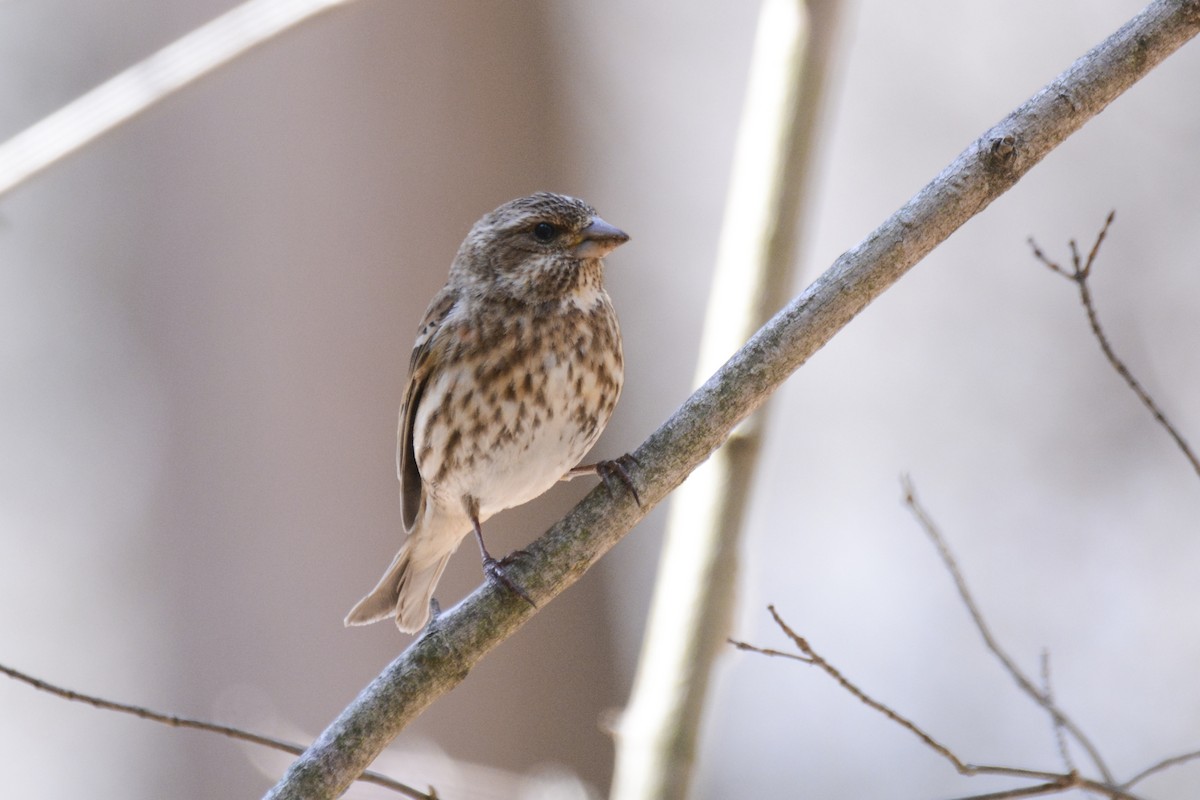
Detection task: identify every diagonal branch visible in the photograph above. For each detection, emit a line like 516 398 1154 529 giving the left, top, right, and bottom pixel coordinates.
266 2 1200 797
0 0 354 199
1122 749 1200 789
1028 213 1200 479
733 608 1150 800
902 477 1114 784
0 661 432 799
748 606 973 773
612 2 841 798
1040 651 1076 775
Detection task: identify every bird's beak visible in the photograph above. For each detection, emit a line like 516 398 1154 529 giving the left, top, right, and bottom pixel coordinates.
573 216 630 259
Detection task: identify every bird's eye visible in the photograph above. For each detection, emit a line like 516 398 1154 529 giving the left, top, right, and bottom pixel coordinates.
533 222 558 243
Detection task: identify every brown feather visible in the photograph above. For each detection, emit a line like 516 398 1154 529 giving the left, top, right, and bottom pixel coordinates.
397 287 457 532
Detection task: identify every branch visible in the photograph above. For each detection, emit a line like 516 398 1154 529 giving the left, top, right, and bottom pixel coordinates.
734 609 1150 800
0 661 432 799
266 3 1200 797
942 780 1084 800
613 1 841 797
941 782 1080 800
901 478 1114 784
1122 749 1200 789
735 606 973 773
0 0 354 200
1028 212 1200 479
1040 651 1076 774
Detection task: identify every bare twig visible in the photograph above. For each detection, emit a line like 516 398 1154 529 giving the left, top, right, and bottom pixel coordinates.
730 630 1019 779
728 640 815 664
0 661 433 799
267 5 1200 797
901 477 1115 784
1029 211 1200 479
1040 650 1075 774
760 605 971 771
942 779 1081 800
1122 748 1200 789
735 608 1151 800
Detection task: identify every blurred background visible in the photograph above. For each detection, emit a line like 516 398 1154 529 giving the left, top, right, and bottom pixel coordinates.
2 0 1199 798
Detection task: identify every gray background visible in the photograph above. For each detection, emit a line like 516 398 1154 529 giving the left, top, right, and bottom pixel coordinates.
1 1 1198 798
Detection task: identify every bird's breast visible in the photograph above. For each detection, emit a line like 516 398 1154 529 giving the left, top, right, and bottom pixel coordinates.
414 294 623 517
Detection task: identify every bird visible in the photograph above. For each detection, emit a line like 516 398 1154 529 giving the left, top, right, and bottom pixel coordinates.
345 192 635 633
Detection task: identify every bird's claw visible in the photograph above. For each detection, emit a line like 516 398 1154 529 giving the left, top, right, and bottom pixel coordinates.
483 556 537 609
594 453 642 506
498 547 532 567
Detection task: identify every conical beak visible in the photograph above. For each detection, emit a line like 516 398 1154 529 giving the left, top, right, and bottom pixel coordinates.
573 216 629 259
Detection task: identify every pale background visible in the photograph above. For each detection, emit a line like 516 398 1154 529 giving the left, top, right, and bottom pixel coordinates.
1 1 1199 798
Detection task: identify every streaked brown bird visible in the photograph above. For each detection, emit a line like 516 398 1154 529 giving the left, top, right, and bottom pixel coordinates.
346 192 633 633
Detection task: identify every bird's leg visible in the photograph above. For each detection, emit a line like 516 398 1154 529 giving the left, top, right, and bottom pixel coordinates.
563 453 641 506
467 503 536 609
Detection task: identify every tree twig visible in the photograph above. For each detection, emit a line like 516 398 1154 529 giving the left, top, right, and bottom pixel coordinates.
1028 211 1200 479
901 477 1115 784
727 641 813 664
0 661 433 799
1040 650 1076 774
735 608 1151 800
737 606 972 772
265 4 1200 797
1121 748 1200 789
942 779 1081 800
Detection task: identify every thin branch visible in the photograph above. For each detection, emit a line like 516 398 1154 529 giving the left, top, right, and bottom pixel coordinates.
736 615 1055 783
758 605 971 772
266 4 1200 797
0 661 433 800
1029 211 1200 479
736 609 1151 800
727 640 814 664
901 477 1115 784
1041 650 1076 774
942 779 1081 800
1122 748 1200 788
0 0 354 200
960 774 1147 800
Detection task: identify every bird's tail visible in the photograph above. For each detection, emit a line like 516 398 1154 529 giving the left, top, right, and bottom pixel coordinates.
344 529 458 633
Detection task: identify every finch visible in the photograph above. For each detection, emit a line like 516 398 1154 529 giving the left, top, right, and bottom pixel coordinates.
346 192 632 633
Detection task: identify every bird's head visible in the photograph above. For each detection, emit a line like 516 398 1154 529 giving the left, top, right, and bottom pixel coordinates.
451 192 629 303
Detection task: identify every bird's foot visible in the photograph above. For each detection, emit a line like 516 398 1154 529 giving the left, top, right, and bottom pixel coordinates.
483 555 537 609
585 454 641 506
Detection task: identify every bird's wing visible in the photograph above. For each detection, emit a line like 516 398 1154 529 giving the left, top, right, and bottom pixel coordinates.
397 287 458 532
